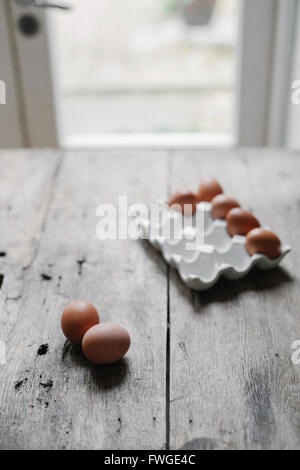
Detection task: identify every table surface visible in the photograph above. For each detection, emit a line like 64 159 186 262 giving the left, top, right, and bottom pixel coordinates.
0 148 299 450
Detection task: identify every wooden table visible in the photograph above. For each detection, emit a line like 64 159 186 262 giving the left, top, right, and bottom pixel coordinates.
0 148 299 450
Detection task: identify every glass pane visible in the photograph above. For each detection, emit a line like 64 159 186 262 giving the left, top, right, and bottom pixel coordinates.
54 0 238 138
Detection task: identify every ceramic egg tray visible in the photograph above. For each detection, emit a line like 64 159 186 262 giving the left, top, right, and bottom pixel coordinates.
140 202 291 291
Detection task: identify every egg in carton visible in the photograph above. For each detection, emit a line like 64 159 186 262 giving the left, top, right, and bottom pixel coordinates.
140 202 291 291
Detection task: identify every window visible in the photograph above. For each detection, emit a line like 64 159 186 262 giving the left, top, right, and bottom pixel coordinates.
54 0 238 143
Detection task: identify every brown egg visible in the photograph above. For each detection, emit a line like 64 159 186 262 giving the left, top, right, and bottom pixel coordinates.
246 228 281 259
211 194 240 219
61 300 100 344
197 178 223 202
226 208 260 236
168 192 198 216
82 323 130 364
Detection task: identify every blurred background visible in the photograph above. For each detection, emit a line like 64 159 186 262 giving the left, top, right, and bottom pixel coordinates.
55 0 237 137
0 0 299 149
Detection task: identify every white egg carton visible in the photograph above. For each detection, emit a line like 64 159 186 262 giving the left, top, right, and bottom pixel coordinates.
140 202 291 291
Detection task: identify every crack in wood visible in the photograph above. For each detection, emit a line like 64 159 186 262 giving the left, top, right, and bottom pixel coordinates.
5 294 22 303
165 150 172 450
22 154 64 274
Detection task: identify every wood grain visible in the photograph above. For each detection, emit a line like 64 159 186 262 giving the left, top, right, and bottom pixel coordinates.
1 148 299 450
0 149 61 347
169 149 300 450
0 149 168 450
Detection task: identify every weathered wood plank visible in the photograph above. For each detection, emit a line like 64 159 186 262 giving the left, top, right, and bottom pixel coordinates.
169 149 300 450
0 149 61 351
2 148 299 450
0 150 168 450
0 149 61 265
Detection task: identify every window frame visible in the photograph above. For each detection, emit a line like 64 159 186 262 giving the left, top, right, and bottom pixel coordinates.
1 0 298 149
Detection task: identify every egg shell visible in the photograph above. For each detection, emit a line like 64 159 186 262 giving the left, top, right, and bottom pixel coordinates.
168 192 198 216
246 228 281 259
211 194 240 219
226 208 260 236
197 178 223 202
61 300 100 344
82 323 131 364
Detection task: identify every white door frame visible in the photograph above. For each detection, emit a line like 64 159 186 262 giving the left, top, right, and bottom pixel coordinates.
0 0 24 147
237 0 298 147
1 0 60 147
10 0 60 147
267 0 297 147
286 0 300 149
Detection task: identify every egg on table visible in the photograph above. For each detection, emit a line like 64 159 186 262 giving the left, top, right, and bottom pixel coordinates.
61 300 100 344
246 228 281 259
82 323 131 364
226 207 260 236
168 192 198 216
197 178 223 202
211 194 240 219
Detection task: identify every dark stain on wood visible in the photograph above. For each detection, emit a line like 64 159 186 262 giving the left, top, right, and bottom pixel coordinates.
77 257 86 276
37 344 49 356
41 273 52 281
14 378 28 391
57 275 62 288
39 380 53 390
